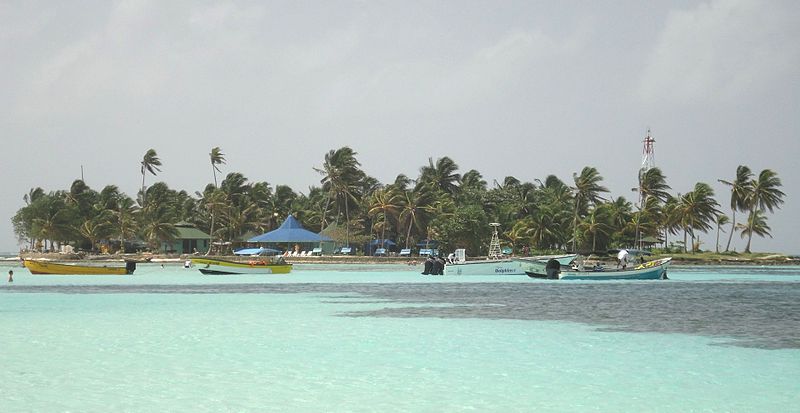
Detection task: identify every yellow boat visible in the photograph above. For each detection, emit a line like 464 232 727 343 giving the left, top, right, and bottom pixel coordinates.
190 257 292 275
23 259 136 275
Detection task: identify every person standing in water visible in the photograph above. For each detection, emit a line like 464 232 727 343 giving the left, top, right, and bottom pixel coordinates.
8 270 13 282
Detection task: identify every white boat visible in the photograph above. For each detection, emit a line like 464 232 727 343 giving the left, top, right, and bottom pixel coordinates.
443 223 523 275
443 251 524 275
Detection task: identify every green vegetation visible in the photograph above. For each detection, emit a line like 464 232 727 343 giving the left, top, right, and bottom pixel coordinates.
10 148 786 256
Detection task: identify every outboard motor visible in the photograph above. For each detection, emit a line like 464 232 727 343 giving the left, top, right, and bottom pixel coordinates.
432 257 444 275
545 258 561 280
422 257 433 275
125 261 137 275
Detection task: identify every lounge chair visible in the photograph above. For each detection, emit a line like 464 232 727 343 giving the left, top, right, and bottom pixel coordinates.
399 248 411 256
340 247 352 255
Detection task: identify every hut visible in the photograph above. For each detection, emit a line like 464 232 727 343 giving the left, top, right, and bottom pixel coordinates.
161 221 210 254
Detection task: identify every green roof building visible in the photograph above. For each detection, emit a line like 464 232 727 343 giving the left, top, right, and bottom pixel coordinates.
161 222 211 254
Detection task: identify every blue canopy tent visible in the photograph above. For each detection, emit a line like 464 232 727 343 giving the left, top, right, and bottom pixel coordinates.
248 215 332 253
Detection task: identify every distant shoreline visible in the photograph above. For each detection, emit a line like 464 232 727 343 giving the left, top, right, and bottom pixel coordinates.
7 252 799 266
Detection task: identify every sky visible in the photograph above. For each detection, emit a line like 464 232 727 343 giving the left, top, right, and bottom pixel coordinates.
1 0 798 254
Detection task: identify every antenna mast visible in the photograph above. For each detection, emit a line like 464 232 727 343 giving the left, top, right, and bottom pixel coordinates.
636 129 656 249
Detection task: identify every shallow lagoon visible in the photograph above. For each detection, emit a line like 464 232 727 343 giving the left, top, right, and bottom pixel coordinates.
2 263 799 412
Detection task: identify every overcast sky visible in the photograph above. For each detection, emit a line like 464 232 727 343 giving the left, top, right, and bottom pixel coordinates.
1 0 798 254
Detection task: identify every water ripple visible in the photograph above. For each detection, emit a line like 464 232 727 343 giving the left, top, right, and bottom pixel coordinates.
5 281 799 349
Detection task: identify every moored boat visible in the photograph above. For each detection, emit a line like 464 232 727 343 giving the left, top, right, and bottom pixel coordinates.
514 254 578 278
190 257 292 275
443 223 524 275
539 257 672 280
23 259 136 275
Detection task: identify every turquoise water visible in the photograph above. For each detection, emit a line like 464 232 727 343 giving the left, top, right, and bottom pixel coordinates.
1 263 799 412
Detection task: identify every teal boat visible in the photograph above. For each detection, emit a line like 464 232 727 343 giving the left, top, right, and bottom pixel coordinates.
555 257 672 280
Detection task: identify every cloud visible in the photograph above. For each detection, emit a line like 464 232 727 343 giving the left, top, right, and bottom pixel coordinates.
638 0 799 104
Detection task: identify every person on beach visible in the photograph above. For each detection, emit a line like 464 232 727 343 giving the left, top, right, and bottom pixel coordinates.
617 249 629 269
8 270 13 282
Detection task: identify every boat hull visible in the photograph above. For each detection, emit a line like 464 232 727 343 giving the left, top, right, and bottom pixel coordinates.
191 258 292 275
443 259 523 275
23 259 134 275
558 258 671 280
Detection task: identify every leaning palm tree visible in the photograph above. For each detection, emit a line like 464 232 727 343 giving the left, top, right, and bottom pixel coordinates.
737 210 772 246
718 165 752 252
210 147 226 188
140 149 162 206
571 167 608 252
742 169 785 253
678 183 721 253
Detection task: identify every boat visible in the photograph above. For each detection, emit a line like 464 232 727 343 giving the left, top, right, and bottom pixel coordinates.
190 256 292 275
527 257 672 280
443 223 524 275
23 259 136 275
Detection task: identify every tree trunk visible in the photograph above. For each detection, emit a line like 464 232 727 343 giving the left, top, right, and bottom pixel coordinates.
724 210 736 252
744 209 755 253
206 206 215 256
405 213 414 249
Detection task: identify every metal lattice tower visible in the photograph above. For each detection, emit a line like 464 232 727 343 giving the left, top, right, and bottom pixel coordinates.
488 223 502 259
637 128 656 206
636 129 656 249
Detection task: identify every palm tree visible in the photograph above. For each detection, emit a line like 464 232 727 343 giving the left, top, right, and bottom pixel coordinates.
210 147 226 188
571 167 608 252
578 206 612 252
314 147 364 244
639 167 672 203
77 218 111 252
715 214 730 253
417 156 461 195
678 183 721 253
368 188 401 247
399 190 435 248
140 149 162 206
718 165 752 252
742 169 785 253
23 187 45 206
737 210 772 245
109 196 139 252
635 167 671 249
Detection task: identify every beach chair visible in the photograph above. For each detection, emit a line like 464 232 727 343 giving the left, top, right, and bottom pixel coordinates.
312 247 322 256
374 248 387 256
399 248 411 256
419 248 432 256
340 247 352 255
